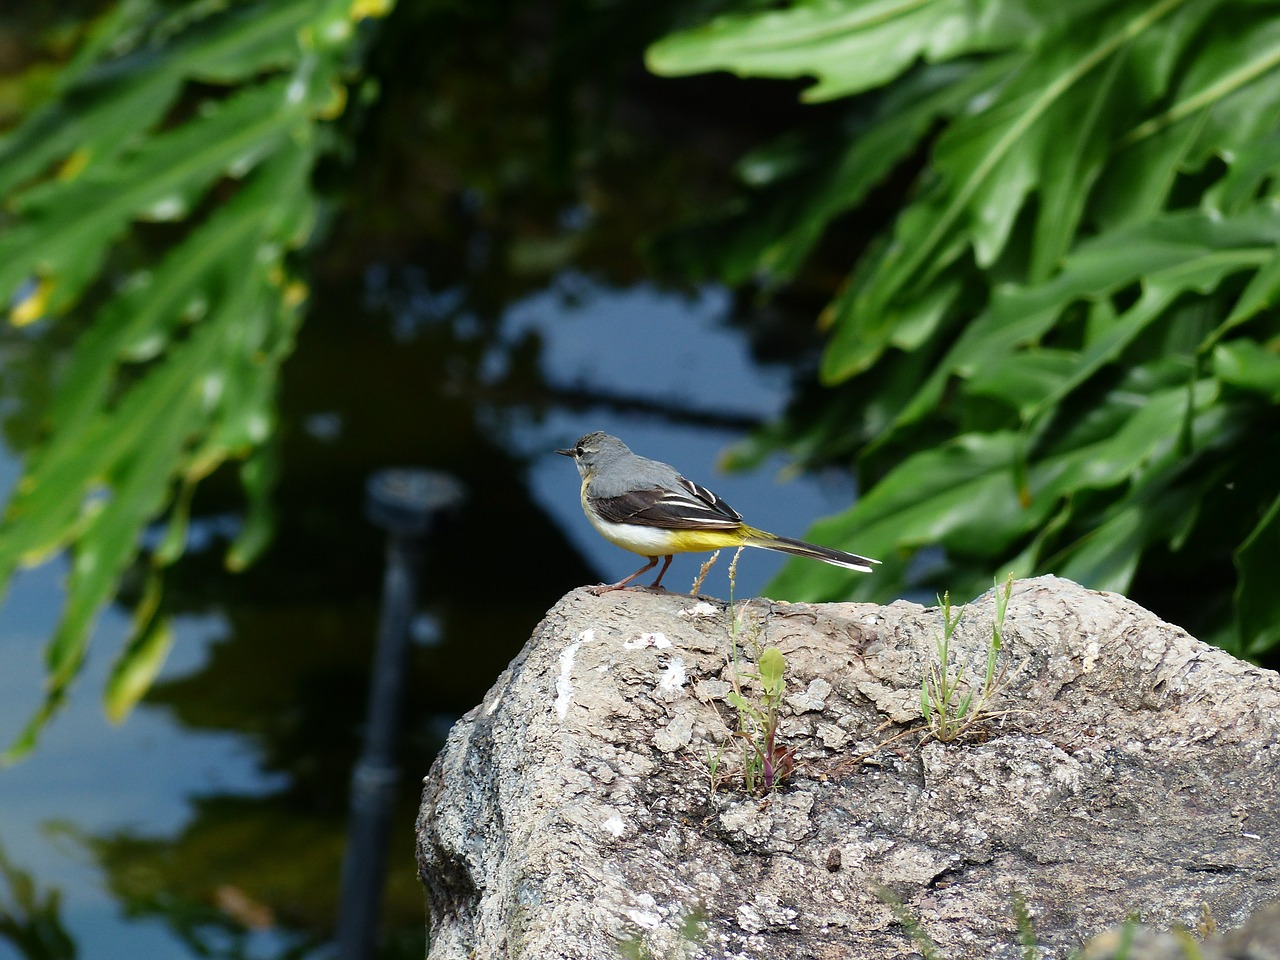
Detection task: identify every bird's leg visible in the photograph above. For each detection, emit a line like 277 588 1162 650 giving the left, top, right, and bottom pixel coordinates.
590 556 659 595
648 555 674 590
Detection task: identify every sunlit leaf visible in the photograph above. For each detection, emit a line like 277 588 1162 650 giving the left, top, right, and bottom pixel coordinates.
653 0 1280 658
829 0 1192 372
890 206 1280 431
0 77 308 317
104 617 175 725
757 647 785 697
648 0 1041 102
104 574 174 724
0 0 388 757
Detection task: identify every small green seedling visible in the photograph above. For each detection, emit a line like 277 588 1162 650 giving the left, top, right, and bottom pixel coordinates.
921 574 1013 742
726 646 794 794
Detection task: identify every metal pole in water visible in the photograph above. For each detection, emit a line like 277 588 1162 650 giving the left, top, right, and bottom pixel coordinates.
337 469 465 960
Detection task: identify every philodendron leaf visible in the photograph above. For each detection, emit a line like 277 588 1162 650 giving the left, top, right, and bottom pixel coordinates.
769 431 1039 603
836 0 1190 358
771 370 1225 603
1213 340 1280 399
0 0 326 199
888 205 1280 432
653 0 1280 656
227 443 280 573
0 77 306 317
0 0 395 759
1235 492 1280 655
647 0 1033 102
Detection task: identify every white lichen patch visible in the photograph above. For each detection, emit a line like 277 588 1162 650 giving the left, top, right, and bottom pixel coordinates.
625 894 663 929
624 631 672 650
601 812 626 838
654 657 687 703
554 629 593 720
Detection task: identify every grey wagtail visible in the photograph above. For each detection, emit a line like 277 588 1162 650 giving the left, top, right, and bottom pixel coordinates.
557 432 879 594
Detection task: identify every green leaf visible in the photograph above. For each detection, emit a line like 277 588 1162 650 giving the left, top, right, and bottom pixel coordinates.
840 0 1190 348
1037 377 1219 495
47 141 313 438
1205 135 1280 218
783 432 1040 584
1148 18 1280 172
1 694 65 766
1053 459 1210 594
758 647 786 698
43 322 216 686
1026 49 1126 281
1208 245 1280 346
964 350 1078 418
104 572 173 724
0 77 308 317
645 0 1073 102
0 0 328 200
653 0 1280 658
771 370 1223 602
890 206 1280 430
0 0 375 757
104 617 175 725
1235 492 1280 655
1213 340 1280 398
227 444 280 572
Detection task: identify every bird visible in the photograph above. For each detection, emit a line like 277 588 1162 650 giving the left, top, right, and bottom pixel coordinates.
556 431 878 594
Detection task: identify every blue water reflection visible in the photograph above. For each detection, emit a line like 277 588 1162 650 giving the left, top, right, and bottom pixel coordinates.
1 563 287 959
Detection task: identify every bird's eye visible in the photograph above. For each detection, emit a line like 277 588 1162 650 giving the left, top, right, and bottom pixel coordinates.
576 445 585 456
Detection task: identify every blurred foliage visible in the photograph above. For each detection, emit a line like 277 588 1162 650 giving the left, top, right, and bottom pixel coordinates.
0 0 392 761
650 0 1280 658
0 843 75 960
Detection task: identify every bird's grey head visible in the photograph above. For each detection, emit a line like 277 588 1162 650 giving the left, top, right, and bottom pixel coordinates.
555 432 631 479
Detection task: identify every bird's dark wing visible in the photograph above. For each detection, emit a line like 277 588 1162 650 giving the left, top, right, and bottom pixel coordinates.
592 477 742 530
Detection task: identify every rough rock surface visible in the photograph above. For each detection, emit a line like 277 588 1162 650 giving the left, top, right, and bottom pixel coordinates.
416 576 1280 959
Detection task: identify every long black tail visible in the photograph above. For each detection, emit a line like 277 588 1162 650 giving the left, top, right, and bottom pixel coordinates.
742 529 879 573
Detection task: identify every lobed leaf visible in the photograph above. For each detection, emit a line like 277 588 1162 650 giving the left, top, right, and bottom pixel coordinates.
0 0 387 760
648 0 1045 102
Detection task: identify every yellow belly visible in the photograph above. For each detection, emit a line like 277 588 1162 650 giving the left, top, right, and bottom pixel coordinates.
582 487 746 557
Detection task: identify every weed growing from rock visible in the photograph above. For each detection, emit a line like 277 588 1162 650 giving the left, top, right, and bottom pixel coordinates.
921 574 1014 743
713 548 795 795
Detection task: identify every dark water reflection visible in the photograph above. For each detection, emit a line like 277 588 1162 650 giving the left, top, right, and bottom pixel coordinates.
0 1 850 957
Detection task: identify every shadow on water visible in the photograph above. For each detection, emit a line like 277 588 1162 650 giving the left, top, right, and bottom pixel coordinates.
0 1 837 958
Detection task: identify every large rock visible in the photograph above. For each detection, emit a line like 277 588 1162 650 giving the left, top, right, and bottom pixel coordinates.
416 576 1280 959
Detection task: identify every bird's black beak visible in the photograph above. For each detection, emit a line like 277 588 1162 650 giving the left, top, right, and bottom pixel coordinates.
555 447 575 457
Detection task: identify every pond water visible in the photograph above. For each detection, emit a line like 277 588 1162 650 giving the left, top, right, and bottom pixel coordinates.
0 6 855 957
